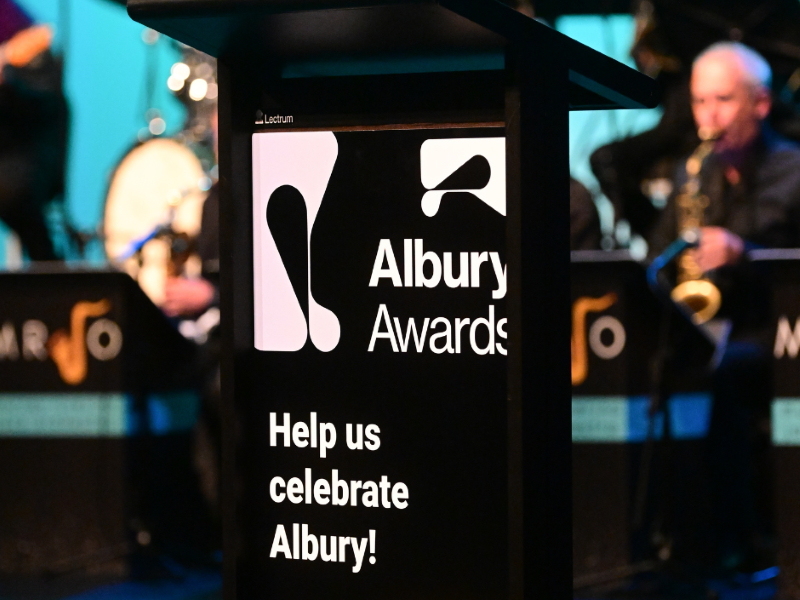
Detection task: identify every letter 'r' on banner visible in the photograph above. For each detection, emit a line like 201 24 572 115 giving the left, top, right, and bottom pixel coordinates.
252 132 341 352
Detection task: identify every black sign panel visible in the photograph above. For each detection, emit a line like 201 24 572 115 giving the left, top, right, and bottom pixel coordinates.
751 255 800 599
570 256 650 396
765 261 800 396
0 271 194 392
239 126 508 598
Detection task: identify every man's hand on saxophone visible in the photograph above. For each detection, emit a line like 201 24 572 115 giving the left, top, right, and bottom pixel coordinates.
691 226 745 272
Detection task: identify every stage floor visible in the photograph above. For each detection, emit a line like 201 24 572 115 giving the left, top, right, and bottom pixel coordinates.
0 568 221 600
575 569 778 600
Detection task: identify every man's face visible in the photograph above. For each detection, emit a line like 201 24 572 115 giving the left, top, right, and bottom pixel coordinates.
690 53 771 153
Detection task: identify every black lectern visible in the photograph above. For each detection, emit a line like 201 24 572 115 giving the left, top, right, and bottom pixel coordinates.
128 2 657 597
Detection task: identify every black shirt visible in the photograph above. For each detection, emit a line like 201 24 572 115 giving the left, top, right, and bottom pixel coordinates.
570 177 601 251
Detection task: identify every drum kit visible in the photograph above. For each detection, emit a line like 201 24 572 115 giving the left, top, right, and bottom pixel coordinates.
0 8 217 301
103 137 210 306
101 46 217 310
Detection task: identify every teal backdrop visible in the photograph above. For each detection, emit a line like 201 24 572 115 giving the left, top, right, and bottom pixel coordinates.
557 15 663 251
0 0 185 264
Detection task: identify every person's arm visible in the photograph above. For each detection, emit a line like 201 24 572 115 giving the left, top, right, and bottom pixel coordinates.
0 25 52 85
692 226 745 271
162 277 216 318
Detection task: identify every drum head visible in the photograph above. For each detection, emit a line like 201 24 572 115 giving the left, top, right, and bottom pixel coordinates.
104 138 208 304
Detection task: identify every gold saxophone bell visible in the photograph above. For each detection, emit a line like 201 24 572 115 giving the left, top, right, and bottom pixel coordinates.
670 279 722 325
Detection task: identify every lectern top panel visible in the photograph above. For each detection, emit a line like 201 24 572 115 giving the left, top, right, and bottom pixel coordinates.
128 0 658 110
128 1 505 59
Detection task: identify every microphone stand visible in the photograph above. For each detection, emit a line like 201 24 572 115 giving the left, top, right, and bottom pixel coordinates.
633 231 703 561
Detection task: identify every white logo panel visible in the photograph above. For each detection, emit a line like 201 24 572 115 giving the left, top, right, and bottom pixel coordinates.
252 131 341 352
420 138 505 217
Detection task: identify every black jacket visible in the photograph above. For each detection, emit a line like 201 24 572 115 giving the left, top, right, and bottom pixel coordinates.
649 127 800 255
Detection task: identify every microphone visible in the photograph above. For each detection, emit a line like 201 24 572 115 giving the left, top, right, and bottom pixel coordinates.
117 223 173 261
646 228 700 296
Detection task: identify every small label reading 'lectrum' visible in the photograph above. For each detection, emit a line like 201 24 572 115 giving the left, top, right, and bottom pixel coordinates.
256 111 294 125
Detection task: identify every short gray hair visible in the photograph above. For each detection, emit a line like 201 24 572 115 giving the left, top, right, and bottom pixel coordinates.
694 42 772 93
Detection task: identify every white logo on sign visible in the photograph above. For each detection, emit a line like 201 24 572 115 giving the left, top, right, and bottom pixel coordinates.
420 138 506 217
252 131 341 352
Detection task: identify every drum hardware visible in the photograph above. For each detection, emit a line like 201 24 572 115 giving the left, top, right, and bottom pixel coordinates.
178 307 221 345
113 188 202 302
116 186 199 262
50 201 105 258
104 138 209 306
100 38 217 306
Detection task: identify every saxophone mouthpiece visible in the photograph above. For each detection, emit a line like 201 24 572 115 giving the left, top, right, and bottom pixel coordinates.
681 228 701 248
698 127 722 142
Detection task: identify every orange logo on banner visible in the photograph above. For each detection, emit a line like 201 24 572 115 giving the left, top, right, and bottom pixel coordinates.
571 293 617 386
47 299 111 385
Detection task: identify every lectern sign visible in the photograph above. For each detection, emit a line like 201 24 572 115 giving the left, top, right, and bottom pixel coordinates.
249 126 508 597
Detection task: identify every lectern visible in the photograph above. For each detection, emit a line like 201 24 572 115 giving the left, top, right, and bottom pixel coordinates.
128 2 657 597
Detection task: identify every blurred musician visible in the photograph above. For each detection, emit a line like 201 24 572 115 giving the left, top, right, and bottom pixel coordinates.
161 110 220 520
649 43 800 297
650 42 800 572
159 47 219 318
570 177 601 250
162 110 219 320
160 189 217 320
591 0 800 244
0 0 67 261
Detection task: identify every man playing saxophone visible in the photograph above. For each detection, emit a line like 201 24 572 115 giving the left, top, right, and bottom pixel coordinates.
649 42 800 572
651 42 800 271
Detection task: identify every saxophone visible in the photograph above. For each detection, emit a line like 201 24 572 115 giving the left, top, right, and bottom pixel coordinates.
669 128 722 325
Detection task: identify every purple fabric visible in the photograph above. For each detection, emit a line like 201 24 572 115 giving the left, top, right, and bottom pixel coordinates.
0 0 32 46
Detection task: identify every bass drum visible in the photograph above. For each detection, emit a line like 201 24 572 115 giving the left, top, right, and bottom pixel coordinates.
104 138 209 306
